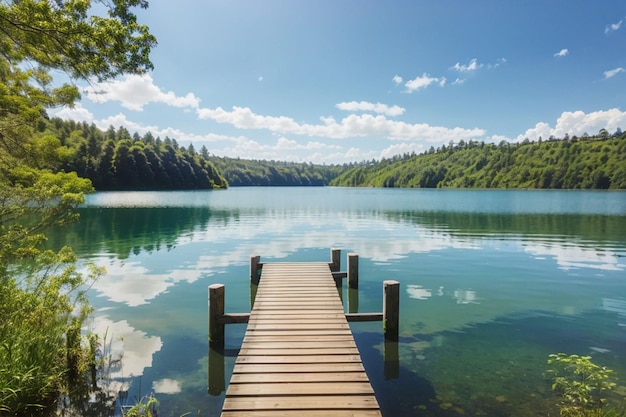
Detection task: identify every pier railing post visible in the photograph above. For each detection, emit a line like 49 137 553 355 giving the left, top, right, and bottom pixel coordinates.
383 280 400 341
250 255 261 285
208 284 225 343
330 248 341 272
348 253 359 289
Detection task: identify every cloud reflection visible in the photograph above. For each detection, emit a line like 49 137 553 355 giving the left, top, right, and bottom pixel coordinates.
524 242 625 271
152 378 182 394
86 207 623 307
90 315 163 379
406 284 432 300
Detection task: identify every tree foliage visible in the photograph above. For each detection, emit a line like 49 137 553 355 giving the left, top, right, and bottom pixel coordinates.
0 0 156 413
330 134 626 190
44 118 228 190
208 155 344 187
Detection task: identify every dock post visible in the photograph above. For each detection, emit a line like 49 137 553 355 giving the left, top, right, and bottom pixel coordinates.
383 280 400 341
347 253 359 289
208 284 225 343
250 255 261 285
330 248 341 272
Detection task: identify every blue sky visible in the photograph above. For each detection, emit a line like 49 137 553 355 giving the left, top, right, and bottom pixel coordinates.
55 0 626 164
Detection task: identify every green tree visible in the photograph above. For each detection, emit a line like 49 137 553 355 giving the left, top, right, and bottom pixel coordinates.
0 0 156 413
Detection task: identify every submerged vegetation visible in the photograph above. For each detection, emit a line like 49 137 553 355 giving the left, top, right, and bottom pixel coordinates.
547 353 620 417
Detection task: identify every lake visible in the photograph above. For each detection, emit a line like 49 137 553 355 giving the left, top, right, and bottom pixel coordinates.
49 187 626 416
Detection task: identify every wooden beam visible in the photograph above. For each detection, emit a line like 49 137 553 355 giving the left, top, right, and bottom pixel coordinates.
218 313 250 324
345 312 383 322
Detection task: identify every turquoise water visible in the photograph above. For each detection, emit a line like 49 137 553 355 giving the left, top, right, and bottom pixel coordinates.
48 188 626 416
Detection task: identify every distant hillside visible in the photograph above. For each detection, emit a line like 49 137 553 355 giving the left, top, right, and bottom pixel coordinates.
331 134 626 189
43 117 626 190
208 156 345 186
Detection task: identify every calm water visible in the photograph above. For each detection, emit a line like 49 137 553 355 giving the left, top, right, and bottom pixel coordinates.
48 188 626 416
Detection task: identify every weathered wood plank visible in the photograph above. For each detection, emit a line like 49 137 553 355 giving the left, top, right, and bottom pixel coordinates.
222 411 382 417
241 341 357 349
232 362 366 373
242 335 356 343
229 372 369 383
238 347 360 356
226 382 375 396
235 354 362 364
222 397 379 410
222 395 380 411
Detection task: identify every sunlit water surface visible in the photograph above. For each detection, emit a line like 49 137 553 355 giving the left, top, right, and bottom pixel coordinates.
48 188 626 416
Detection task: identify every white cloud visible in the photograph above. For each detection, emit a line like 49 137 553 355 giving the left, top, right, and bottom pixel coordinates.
605 19 623 34
604 67 624 79
554 48 569 57
404 73 446 92
517 108 626 141
491 57 507 68
53 102 94 122
451 58 482 72
84 74 200 111
216 135 342 163
196 105 484 141
452 78 465 85
392 75 403 85
336 101 405 116
379 142 426 160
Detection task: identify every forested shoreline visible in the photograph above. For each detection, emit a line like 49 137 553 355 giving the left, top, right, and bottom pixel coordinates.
331 133 626 189
47 117 625 190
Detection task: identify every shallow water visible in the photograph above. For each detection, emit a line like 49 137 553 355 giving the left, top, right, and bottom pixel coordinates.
48 187 626 416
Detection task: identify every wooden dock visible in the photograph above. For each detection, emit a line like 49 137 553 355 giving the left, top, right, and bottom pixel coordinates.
220 261 383 417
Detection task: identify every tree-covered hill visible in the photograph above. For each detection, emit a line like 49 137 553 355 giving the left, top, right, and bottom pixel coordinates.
44 118 228 190
38 118 626 190
331 133 626 189
208 156 345 186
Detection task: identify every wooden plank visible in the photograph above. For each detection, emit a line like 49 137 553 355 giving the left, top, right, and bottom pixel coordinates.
241 341 356 349
242 335 356 343
235 354 363 364
222 411 382 417
232 362 366 373
239 347 360 356
230 372 370 383
222 395 380 411
226 382 375 396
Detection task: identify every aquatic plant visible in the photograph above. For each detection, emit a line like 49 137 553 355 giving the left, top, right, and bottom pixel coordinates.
122 395 159 417
547 353 617 417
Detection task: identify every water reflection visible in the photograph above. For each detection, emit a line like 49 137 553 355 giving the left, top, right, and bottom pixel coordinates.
90 316 163 381
525 241 625 271
152 378 182 394
454 289 479 304
54 204 625 310
406 284 432 300
42 189 625 416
